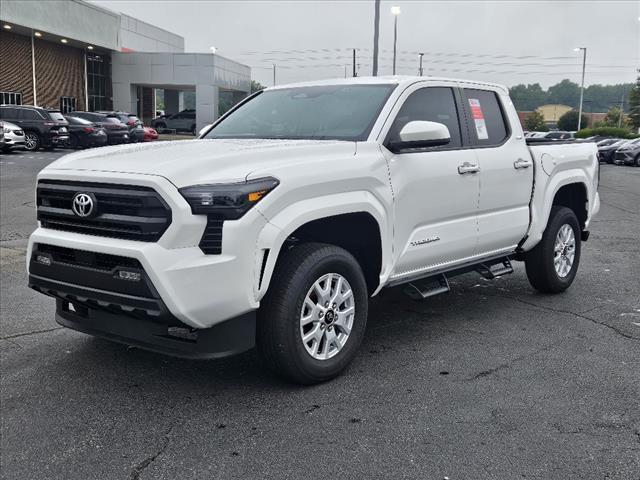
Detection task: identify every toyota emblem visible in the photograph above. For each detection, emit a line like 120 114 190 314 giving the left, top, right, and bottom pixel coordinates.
72 193 96 217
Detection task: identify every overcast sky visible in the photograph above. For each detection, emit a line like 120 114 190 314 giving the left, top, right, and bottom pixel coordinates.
92 0 639 88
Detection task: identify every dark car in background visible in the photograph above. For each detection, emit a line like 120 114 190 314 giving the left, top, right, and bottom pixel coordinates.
63 115 108 149
151 109 196 134
97 111 145 142
614 138 640 167
0 105 69 151
69 111 130 145
597 139 628 164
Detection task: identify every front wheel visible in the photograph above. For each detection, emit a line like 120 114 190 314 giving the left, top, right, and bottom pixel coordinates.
525 206 581 293
24 132 40 151
257 243 368 385
635 154 640 167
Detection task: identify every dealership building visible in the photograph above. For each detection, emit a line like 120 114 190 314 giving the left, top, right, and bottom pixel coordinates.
0 0 251 130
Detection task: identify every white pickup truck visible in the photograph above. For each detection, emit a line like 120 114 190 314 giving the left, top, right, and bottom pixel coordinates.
28 77 599 384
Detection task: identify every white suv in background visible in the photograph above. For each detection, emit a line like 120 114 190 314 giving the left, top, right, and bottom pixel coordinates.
1 121 26 152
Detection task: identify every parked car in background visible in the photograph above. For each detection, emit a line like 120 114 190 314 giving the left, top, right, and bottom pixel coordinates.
97 111 145 142
0 105 69 151
63 116 108 149
1 120 26 152
69 111 130 145
614 138 640 167
151 109 196 135
543 131 573 140
598 139 628 164
143 126 158 142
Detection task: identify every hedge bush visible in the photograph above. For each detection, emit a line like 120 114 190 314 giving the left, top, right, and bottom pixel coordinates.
575 127 639 139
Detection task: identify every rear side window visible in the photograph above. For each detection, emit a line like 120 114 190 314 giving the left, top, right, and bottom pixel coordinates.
462 89 509 146
22 109 44 120
387 87 462 148
0 107 19 119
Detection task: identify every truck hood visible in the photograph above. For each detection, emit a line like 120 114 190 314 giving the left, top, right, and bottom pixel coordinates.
43 138 357 187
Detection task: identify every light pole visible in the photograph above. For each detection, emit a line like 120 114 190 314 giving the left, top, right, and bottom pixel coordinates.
372 0 380 76
209 46 217 54
391 6 401 75
574 47 587 131
418 52 424 76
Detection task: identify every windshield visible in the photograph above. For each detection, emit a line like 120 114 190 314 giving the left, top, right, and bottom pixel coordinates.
205 84 396 141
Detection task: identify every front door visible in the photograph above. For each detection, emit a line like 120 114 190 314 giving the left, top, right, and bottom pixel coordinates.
384 85 480 282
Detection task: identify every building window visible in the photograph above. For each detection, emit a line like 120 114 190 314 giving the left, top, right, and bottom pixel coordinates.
60 96 76 113
86 53 112 111
1 91 22 105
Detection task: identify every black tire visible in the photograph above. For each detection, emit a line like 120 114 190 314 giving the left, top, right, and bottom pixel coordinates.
525 206 581 293
155 122 166 132
257 243 369 385
635 154 640 167
67 134 79 149
24 132 40 152
190 124 196 136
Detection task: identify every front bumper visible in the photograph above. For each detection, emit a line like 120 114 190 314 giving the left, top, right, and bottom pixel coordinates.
28 170 270 331
614 151 637 165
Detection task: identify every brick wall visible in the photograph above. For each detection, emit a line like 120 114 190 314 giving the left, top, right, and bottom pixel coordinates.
0 31 34 104
33 37 86 111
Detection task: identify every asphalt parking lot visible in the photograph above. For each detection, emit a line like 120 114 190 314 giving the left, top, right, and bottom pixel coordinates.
1 148 639 480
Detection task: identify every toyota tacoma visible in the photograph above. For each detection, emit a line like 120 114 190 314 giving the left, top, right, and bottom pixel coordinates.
27 77 600 384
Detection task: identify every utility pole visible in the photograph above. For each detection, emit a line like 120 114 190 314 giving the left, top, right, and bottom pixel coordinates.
575 47 587 131
372 0 380 76
391 6 401 75
618 90 625 128
272 64 276 86
418 52 424 76
352 48 357 77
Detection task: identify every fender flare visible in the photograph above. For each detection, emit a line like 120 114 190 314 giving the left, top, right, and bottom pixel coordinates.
521 170 590 252
253 191 393 300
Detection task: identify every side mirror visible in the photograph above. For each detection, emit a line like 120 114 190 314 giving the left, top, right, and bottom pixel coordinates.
388 120 451 153
198 124 213 137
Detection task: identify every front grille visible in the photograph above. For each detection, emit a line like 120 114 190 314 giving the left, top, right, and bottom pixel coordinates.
30 243 157 303
37 180 171 242
36 243 141 271
199 215 224 254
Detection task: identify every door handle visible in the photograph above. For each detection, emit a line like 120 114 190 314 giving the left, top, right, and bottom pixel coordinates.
513 158 532 169
457 162 480 174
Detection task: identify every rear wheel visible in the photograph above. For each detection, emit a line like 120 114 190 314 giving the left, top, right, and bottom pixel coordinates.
24 132 40 151
190 124 196 136
155 122 166 132
525 206 581 293
257 243 368 384
67 134 79 149
635 154 640 167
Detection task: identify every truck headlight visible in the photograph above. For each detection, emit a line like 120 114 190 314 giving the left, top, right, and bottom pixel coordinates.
179 177 279 220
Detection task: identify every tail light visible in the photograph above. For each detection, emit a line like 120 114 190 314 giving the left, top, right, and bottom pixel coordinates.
83 127 94 133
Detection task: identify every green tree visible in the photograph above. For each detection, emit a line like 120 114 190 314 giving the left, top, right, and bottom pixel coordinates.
629 74 640 131
509 83 547 111
557 110 589 131
602 106 629 128
524 110 547 131
547 79 581 108
251 80 265 93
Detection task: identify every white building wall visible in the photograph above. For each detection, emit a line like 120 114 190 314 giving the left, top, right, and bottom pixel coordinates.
119 14 184 53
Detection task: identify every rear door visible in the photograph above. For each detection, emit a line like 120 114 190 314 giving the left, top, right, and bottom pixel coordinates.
382 83 480 281
460 86 533 254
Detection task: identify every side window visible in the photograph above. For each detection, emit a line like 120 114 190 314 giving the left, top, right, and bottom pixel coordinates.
22 109 43 121
387 87 462 149
463 89 509 146
0 107 18 119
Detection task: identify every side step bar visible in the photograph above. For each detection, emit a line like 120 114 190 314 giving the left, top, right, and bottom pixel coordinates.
475 258 513 280
404 274 450 300
399 255 514 300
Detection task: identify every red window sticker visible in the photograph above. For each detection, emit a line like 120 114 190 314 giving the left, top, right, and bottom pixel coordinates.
468 98 488 140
